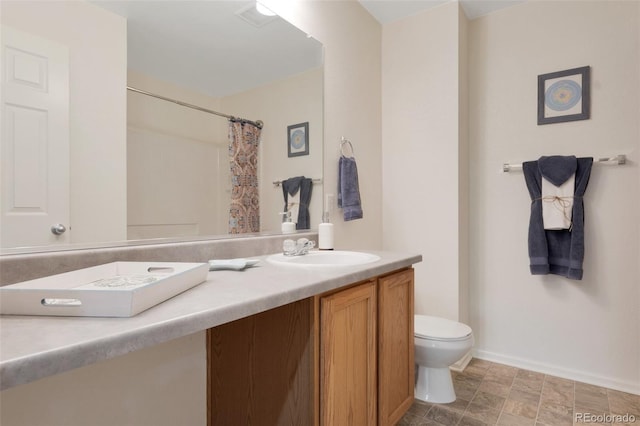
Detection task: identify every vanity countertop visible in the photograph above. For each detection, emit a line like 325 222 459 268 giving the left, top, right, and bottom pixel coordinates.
0 250 421 390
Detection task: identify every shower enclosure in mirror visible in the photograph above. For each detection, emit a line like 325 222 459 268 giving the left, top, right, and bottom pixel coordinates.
0 0 323 252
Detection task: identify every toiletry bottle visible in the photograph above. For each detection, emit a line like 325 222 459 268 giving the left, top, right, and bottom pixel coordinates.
280 211 296 234
318 211 334 250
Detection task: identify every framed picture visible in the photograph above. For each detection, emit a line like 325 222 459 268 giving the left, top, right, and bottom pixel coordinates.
538 66 590 125
287 122 309 157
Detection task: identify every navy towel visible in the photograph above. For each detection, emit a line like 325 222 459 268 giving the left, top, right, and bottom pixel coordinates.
338 155 363 221
282 176 313 230
523 156 593 280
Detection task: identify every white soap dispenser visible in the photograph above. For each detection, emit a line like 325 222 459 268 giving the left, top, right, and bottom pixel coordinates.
318 194 334 250
280 211 296 234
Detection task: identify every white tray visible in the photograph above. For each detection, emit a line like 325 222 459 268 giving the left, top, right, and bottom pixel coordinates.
0 261 209 317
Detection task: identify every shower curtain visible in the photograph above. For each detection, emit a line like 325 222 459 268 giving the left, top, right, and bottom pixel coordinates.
228 120 261 234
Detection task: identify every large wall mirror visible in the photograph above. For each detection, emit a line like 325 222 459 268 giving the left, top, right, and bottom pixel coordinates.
1 0 323 253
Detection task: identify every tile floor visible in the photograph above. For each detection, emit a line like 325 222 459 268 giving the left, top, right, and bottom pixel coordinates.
398 359 640 426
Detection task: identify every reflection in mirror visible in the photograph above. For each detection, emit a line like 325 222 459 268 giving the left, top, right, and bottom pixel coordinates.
0 0 323 252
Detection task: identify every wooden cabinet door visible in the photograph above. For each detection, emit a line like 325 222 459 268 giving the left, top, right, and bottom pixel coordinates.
320 281 377 426
378 269 415 426
208 299 314 426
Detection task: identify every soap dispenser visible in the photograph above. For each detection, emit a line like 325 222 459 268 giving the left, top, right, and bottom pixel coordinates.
280 211 296 234
318 194 334 250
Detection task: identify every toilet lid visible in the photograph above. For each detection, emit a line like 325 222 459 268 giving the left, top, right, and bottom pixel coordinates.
414 315 472 340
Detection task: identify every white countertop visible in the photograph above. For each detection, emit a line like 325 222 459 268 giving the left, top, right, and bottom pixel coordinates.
0 250 421 390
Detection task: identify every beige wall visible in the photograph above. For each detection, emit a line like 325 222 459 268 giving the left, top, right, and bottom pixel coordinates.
468 0 639 393
381 2 465 320
382 0 639 394
267 0 383 250
381 0 639 393
221 68 324 233
1 1 127 244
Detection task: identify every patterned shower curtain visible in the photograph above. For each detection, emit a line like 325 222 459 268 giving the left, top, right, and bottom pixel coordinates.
228 120 261 234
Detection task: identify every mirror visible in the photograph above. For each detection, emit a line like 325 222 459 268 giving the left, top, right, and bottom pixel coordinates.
1 0 323 252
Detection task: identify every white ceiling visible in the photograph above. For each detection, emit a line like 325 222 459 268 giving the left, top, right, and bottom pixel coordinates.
90 1 525 98
358 0 527 23
90 1 323 98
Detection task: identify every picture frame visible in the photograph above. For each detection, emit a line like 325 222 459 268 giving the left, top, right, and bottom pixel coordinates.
287 122 309 157
538 66 590 125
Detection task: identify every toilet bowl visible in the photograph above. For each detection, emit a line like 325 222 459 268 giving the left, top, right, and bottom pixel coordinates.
414 315 474 404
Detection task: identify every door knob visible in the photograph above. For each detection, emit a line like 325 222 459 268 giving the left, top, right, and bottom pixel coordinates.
51 224 67 235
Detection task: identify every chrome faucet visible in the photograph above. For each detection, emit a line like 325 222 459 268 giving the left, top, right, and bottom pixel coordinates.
283 238 315 256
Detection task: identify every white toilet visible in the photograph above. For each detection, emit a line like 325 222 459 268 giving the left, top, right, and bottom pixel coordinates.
414 315 474 404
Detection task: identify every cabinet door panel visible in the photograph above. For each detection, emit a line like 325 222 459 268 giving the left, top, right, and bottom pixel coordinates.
320 281 377 426
378 269 415 426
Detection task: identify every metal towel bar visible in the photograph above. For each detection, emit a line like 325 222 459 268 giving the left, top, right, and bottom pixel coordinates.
502 154 626 173
272 178 322 187
340 136 355 158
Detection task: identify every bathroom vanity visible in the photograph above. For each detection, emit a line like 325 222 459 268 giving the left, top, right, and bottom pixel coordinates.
0 244 420 426
209 266 414 426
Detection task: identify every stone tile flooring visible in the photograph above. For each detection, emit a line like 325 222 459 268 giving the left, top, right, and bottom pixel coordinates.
398 359 640 426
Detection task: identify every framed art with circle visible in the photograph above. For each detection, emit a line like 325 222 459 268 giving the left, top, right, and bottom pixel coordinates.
287 122 309 157
538 66 590 125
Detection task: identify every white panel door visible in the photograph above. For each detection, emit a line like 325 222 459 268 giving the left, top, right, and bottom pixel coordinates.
1 26 70 248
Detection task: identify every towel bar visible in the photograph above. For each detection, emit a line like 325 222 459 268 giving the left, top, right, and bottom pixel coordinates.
502 154 626 173
273 178 322 187
340 137 355 157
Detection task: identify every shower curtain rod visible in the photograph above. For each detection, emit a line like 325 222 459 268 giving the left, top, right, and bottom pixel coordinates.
126 86 263 128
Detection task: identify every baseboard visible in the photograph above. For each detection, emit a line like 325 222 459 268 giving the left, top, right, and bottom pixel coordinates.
450 351 473 373
473 349 640 396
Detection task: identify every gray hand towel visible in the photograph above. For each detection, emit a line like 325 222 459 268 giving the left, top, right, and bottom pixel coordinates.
282 176 313 230
338 155 363 221
523 156 593 280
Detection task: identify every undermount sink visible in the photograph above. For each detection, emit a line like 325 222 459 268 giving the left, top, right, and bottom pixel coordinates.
266 250 381 268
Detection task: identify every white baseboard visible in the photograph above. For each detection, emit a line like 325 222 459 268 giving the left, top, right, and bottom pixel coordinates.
450 351 473 372
473 349 640 396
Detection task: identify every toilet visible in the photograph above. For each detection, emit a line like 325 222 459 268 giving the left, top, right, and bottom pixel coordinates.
414 315 474 404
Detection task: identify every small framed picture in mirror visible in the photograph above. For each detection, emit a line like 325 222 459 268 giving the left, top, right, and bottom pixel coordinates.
287 122 309 157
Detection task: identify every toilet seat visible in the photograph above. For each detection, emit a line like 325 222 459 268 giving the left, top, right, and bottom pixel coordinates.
415 315 472 342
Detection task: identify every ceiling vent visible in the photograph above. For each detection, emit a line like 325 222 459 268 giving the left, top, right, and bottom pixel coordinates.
235 3 278 28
